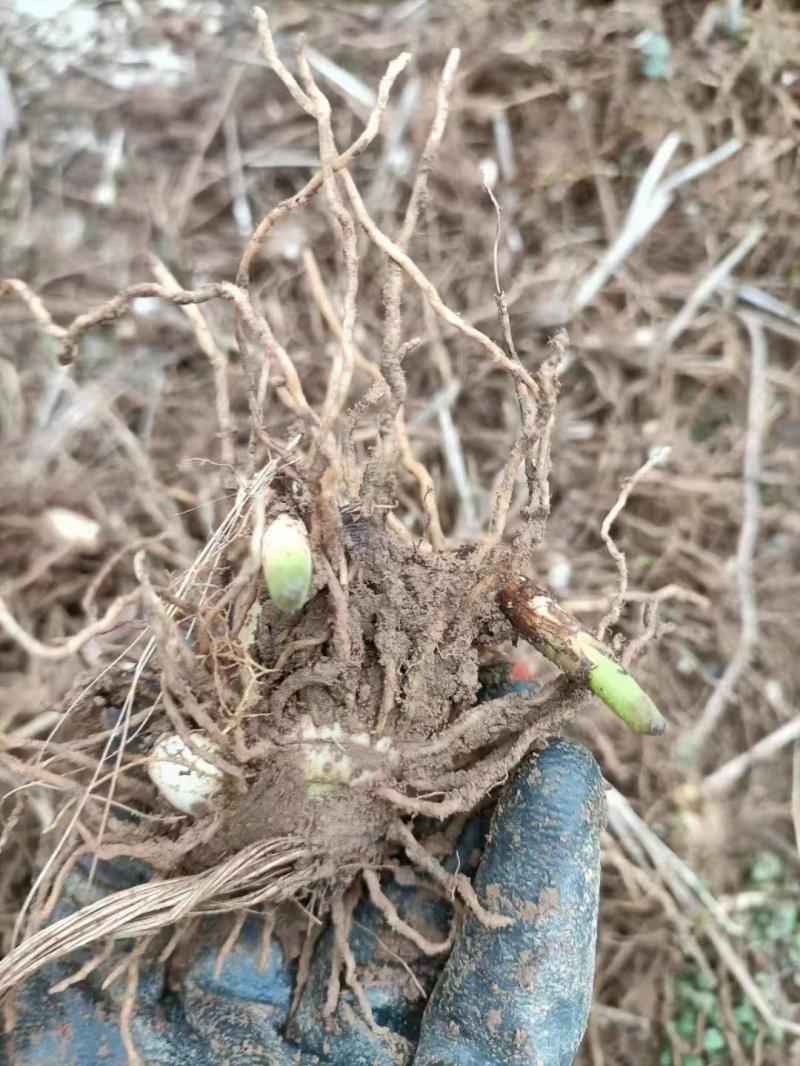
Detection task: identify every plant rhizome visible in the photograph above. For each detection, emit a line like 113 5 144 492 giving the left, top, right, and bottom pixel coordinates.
0 11 639 1022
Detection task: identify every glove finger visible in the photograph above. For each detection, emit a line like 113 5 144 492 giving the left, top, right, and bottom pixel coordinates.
286 810 494 1064
414 737 607 1066
286 663 535 1062
3 863 204 1066
4 959 208 1066
180 913 309 1065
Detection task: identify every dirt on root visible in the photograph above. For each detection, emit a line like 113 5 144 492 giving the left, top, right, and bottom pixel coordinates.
83 512 553 880
254 528 488 739
207 531 485 858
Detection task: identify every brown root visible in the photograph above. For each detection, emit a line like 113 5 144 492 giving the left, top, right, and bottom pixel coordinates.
330 889 389 1036
289 909 324 1026
392 821 512 930
119 939 150 1066
213 911 248 980
362 869 453 956
47 940 114 995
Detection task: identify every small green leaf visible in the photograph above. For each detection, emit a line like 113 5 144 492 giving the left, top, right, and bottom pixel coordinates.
775 902 798 939
703 1027 726 1053
690 989 717 1014
734 1001 757 1028
750 850 784 885
675 1012 696 1040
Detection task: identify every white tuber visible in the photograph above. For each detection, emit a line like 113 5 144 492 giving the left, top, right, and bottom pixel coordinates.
148 732 224 815
298 719 397 797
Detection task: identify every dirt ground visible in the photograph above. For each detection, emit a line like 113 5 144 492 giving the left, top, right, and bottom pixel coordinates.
2 1 800 1062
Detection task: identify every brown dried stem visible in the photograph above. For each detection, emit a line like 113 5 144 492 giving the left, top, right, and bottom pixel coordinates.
341 168 538 396
148 255 235 469
239 10 412 288
597 450 668 641
481 173 538 492
293 46 361 440
302 248 382 383
374 49 461 455
681 315 767 763
394 408 445 549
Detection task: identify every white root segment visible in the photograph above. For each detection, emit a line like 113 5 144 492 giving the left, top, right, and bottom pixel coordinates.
298 719 397 796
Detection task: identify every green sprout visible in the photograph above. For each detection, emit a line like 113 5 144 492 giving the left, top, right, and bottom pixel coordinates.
261 514 313 614
498 576 666 736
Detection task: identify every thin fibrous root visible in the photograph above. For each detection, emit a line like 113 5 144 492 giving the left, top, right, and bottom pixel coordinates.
47 940 115 995
392 821 512 930
213 911 248 979
0 840 308 995
119 938 150 1066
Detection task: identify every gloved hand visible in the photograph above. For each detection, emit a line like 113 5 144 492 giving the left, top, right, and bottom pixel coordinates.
2 685 606 1066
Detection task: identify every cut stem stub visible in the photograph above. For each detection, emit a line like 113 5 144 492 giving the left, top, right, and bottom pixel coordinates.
498 576 666 736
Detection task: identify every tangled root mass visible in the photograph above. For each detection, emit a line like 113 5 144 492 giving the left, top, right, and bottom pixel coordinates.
0 10 582 1009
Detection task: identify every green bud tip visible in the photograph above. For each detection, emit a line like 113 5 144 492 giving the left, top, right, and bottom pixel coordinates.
497 575 667 737
261 514 313 615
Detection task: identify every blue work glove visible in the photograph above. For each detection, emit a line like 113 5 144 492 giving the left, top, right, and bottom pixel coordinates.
2 681 606 1066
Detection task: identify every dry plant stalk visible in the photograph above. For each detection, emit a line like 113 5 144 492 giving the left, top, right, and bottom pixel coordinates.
0 9 664 1045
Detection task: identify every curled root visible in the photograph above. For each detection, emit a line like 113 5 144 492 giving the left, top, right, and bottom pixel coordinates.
392 821 512 930
362 869 453 956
